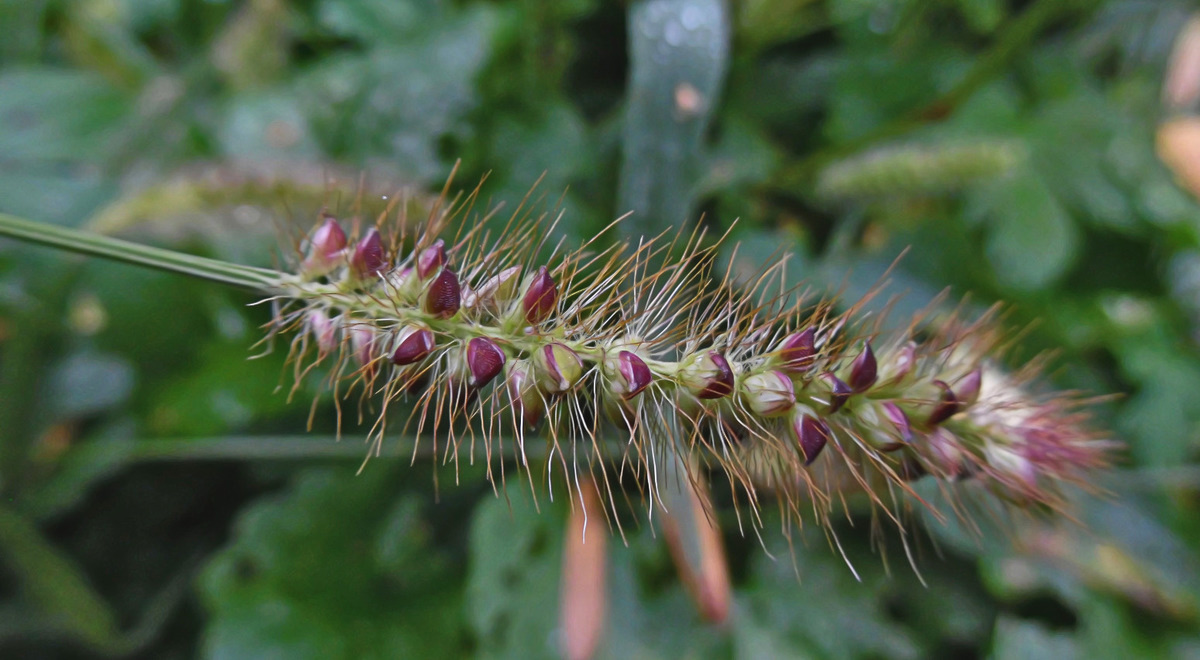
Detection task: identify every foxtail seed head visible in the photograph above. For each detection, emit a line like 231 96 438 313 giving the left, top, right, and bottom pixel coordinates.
271 188 1114 557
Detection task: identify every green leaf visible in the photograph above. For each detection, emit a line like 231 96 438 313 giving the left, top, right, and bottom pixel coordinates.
0 503 121 651
0 0 50 62
146 337 292 436
297 4 501 180
0 67 131 163
218 90 319 159
602 541 729 659
467 481 740 660
618 0 731 235
0 169 111 225
991 616 1080 660
741 530 922 660
954 0 1004 33
466 488 564 659
824 45 969 144
20 421 138 520
484 98 590 206
317 0 438 43
970 171 1079 291
199 467 468 659
1112 329 1200 467
698 116 781 195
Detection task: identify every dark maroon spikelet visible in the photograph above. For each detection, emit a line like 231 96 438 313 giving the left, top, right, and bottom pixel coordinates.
927 380 962 426
350 228 388 280
881 402 913 443
955 368 983 407
424 268 461 319
616 350 652 400
681 351 735 399
793 414 831 465
522 266 557 325
848 342 877 392
466 337 506 388
417 239 447 280
822 373 852 413
302 216 347 275
391 325 435 365
777 328 816 373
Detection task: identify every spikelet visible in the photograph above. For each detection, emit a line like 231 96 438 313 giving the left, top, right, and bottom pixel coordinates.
263 176 1114 547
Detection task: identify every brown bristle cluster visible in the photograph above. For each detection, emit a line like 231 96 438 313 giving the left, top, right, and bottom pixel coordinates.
263 180 1114 543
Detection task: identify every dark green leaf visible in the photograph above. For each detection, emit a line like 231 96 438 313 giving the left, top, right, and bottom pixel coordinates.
199 467 467 659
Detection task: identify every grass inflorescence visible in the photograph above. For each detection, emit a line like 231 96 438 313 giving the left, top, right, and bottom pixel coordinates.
260 175 1115 549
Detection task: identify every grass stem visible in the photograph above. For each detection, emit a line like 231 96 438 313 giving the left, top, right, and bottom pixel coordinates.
0 213 282 291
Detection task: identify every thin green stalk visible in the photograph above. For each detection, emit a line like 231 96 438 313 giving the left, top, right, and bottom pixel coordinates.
0 212 283 291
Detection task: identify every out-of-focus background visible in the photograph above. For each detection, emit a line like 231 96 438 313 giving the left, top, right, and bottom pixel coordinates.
2 0 1200 658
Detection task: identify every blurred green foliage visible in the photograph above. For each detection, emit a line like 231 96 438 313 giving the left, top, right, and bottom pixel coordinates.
3 0 1200 657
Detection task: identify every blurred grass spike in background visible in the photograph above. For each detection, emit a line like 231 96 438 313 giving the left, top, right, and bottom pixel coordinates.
815 139 1026 201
